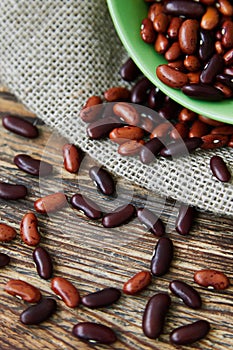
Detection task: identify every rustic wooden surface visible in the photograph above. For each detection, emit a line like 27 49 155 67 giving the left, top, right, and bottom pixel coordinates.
0 87 232 350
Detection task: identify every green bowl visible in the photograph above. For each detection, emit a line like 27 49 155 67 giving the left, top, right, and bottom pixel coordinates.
107 0 233 124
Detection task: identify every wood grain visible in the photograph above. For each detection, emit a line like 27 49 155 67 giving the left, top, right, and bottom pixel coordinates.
0 88 232 350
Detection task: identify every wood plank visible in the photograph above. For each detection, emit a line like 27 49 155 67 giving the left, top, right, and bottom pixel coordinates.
0 88 232 350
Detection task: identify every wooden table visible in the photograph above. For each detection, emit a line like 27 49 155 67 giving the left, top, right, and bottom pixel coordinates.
0 87 232 350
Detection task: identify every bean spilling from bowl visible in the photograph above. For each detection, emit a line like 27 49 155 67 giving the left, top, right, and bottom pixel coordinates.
141 0 233 101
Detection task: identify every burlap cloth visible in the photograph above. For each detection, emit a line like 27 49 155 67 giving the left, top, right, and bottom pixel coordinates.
0 0 233 216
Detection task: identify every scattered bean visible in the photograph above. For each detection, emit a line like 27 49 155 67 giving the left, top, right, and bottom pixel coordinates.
20 298 57 325
70 193 102 219
0 223 17 242
33 246 53 280
175 204 196 235
120 57 140 82
5 279 41 303
170 320 210 345
102 204 135 228
2 114 39 138
104 86 131 102
14 154 53 177
137 208 165 236
0 182 27 200
139 138 163 164
210 155 231 182
51 276 80 308
150 237 173 276
82 287 121 308
194 269 230 290
89 166 115 196
169 280 202 309
123 271 152 295
20 212 40 246
34 192 67 214
130 77 152 104
62 144 81 173
72 322 117 345
0 252 10 267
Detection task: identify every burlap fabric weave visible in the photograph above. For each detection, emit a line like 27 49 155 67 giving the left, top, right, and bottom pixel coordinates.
1 0 233 216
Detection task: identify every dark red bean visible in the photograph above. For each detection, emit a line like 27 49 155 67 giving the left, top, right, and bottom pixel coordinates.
72 322 117 345
89 166 115 196
164 1 205 18
169 280 202 309
216 73 233 90
175 204 196 235
210 155 231 182
102 204 135 228
200 54 224 84
62 144 81 173
120 58 140 82
150 237 173 276
147 88 165 111
142 293 171 339
199 30 215 62
182 84 225 101
14 154 53 177
139 138 163 164
81 287 121 308
2 115 39 138
131 77 153 104
70 194 102 220
0 182 27 200
159 97 181 120
33 246 53 280
87 117 122 139
20 298 57 325
170 320 210 345
137 208 165 236
160 137 203 157
0 253 10 267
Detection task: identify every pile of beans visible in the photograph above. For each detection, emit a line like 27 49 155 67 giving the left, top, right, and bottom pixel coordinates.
140 0 233 101
81 57 232 183
0 108 231 346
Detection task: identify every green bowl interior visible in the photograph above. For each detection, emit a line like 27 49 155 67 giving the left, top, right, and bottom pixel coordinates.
107 0 233 124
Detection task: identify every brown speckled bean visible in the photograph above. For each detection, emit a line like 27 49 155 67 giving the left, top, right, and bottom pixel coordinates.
156 65 188 88
0 223 17 242
34 192 67 214
194 269 230 290
20 212 40 246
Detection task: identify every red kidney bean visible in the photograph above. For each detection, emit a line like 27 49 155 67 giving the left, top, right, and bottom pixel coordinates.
62 144 81 173
72 322 117 345
141 18 156 44
2 114 39 138
216 73 233 89
0 253 10 267
153 13 169 34
142 293 171 339
109 126 144 144
51 276 80 308
198 115 225 126
131 77 153 104
14 154 53 177
194 269 230 290
80 96 103 123
118 139 145 156
221 20 233 49
150 237 173 276
223 48 233 65
70 193 102 219
201 6 219 30
0 223 17 242
160 137 203 157
169 280 202 309
139 138 163 164
20 212 40 246
140 117 155 133
165 42 182 62
104 86 131 102
147 87 165 110
178 108 197 123
182 84 225 101
87 117 122 139
120 57 140 82
156 64 188 89
20 298 57 325
81 287 121 308
34 192 67 214
113 102 140 126
184 55 201 72
148 3 164 22
189 120 209 138
137 208 165 237
199 29 215 62
0 182 27 200
215 81 233 98
4 279 41 303
123 271 152 295
179 19 199 55
33 246 53 280
89 166 115 196
175 204 196 235
164 1 205 18
210 155 231 182
159 96 181 120
167 17 183 39
200 54 224 84
150 122 172 139
201 134 229 149
170 122 189 140
170 320 210 345
102 204 135 228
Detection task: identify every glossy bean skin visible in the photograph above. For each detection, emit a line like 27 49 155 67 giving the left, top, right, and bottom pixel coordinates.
141 18 156 44
89 166 115 196
167 17 183 39
147 88 165 111
182 84 225 101
201 134 229 149
160 137 203 157
199 29 215 62
169 280 202 309
150 122 172 139
104 86 131 102
139 138 163 164
142 293 171 339
20 212 40 246
0 182 27 200
0 223 17 242
137 208 165 236
14 154 53 177
170 122 189 140
70 193 102 219
170 320 210 345
102 204 135 228
51 277 80 308
178 108 197 123
164 1 205 18
80 96 103 123
113 102 140 126
72 322 117 345
210 155 231 182
155 33 170 54
200 54 224 84
201 6 219 30
2 115 39 138
87 117 122 139
216 73 233 89
123 271 152 295
4 279 41 303
179 19 199 55
175 204 196 235
34 192 67 214
221 20 233 49
62 144 81 173
20 298 57 325
156 64 188 88
109 126 144 144
194 269 230 290
120 58 140 82
189 120 209 138
118 140 145 156
81 288 121 308
33 246 53 280
0 253 10 267
150 237 173 276
131 77 153 104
